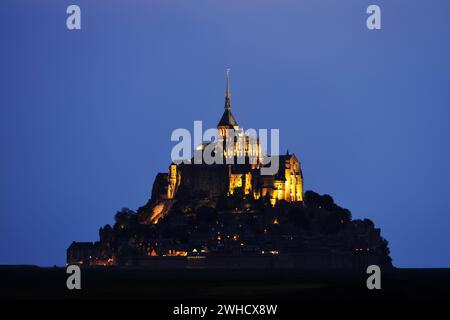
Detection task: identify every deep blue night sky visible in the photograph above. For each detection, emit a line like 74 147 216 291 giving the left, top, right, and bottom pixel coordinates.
1 0 449 267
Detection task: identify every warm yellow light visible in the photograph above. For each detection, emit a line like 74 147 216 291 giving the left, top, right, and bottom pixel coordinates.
150 203 165 224
167 250 188 257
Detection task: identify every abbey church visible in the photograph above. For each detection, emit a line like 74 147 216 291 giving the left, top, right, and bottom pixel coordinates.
148 72 303 223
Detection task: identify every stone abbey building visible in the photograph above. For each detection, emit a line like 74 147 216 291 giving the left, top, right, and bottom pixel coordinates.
147 72 303 223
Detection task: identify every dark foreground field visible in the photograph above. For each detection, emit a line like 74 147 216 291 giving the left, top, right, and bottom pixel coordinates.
1 266 449 300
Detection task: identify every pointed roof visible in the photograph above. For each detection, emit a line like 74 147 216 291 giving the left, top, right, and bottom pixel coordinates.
218 109 238 127
217 69 238 128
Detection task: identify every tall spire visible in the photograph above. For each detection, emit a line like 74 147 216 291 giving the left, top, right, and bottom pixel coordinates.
217 68 238 128
225 68 231 110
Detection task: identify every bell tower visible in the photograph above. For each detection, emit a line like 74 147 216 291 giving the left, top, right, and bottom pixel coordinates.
217 69 239 137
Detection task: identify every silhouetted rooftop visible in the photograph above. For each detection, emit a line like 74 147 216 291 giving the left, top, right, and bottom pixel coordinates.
217 109 238 128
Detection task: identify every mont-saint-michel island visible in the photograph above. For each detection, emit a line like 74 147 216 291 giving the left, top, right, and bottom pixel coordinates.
68 73 392 269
